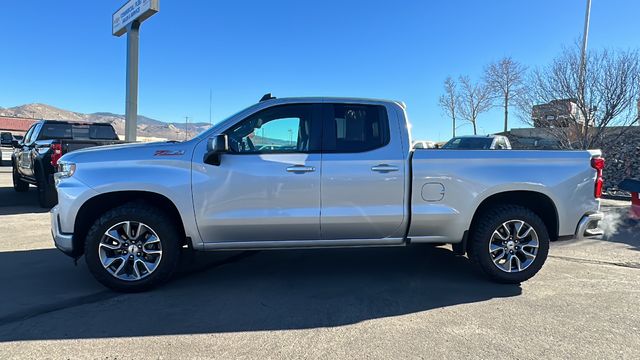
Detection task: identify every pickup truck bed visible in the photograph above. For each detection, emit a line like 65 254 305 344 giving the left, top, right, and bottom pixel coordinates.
50 96 604 292
409 149 600 243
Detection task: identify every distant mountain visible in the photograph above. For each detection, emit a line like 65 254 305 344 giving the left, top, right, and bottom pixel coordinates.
0 103 211 141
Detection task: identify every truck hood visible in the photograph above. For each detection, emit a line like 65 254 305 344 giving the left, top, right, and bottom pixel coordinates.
60 140 195 164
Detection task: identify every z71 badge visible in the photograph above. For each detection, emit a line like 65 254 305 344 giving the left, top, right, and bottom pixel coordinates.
154 150 185 156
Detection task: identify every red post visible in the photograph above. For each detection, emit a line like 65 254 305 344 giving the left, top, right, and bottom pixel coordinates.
631 192 640 219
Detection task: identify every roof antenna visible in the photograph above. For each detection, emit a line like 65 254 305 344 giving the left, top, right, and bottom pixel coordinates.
260 93 275 102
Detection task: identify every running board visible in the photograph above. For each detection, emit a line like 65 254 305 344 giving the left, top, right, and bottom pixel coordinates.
199 238 406 251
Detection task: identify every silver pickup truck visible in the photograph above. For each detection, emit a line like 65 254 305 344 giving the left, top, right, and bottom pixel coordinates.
51 96 605 292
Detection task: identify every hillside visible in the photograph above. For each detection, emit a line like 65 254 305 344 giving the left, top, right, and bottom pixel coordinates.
0 103 211 141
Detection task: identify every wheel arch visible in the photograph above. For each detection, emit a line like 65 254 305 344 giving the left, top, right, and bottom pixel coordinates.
468 190 559 250
72 190 187 257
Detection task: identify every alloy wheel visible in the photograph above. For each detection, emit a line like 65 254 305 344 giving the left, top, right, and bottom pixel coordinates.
98 221 163 281
488 219 539 273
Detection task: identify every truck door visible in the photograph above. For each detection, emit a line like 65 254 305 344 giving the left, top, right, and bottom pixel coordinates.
193 103 323 243
320 103 407 240
17 123 39 178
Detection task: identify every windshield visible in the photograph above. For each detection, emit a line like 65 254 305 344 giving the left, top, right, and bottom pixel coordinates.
443 137 493 150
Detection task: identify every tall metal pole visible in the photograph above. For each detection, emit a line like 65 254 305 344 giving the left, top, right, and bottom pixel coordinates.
579 0 591 100
580 0 592 75
125 21 140 142
579 0 592 133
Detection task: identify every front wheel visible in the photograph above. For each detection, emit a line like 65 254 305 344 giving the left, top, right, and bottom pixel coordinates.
469 205 549 284
12 163 29 192
84 203 182 292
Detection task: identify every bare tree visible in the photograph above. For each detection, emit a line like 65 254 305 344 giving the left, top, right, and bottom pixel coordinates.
518 46 640 149
438 77 459 137
457 76 493 135
484 57 527 132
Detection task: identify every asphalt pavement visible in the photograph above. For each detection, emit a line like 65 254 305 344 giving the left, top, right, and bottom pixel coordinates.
0 163 638 359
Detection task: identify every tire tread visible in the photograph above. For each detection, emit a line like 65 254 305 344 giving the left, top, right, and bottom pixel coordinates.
84 202 181 292
469 204 550 284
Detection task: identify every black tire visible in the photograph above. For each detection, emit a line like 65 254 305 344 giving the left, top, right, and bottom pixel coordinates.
85 202 181 292
469 205 549 284
12 163 29 192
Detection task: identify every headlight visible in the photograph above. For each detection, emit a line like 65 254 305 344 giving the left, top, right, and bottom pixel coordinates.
54 161 76 184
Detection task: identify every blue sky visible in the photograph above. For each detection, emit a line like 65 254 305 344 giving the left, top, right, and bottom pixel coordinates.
1 0 639 141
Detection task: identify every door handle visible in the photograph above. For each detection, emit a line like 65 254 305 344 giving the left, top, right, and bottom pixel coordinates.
371 164 399 173
286 165 315 173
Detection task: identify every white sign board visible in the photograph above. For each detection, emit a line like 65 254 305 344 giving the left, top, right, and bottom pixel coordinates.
112 0 159 37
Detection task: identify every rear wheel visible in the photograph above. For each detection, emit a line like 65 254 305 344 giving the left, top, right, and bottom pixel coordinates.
84 203 181 292
12 163 29 192
469 205 549 284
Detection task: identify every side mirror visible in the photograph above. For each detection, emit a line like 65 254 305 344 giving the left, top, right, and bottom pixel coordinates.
204 134 228 166
11 140 20 148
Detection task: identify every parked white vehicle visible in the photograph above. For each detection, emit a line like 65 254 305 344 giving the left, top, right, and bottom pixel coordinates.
412 140 436 149
51 96 605 291
443 135 512 150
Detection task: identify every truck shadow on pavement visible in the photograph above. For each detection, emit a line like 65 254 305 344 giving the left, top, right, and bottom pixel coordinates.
0 185 48 215
0 245 521 342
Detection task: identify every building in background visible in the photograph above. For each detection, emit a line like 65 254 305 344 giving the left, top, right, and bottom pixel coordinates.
532 99 590 128
0 116 38 137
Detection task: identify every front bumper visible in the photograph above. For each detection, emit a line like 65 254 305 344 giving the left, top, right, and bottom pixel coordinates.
575 212 604 241
51 205 75 256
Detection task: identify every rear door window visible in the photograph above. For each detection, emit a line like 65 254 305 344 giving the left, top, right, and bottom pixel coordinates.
323 104 390 153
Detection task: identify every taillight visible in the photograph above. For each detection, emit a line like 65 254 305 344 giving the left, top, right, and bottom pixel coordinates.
50 143 62 167
591 157 605 198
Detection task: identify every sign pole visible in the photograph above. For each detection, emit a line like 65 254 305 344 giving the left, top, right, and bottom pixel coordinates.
125 21 140 142
113 0 159 142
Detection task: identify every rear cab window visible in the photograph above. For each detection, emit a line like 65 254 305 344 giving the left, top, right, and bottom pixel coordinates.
37 123 119 141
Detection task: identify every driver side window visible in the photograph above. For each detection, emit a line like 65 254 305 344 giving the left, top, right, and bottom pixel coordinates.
23 124 37 145
225 104 320 154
